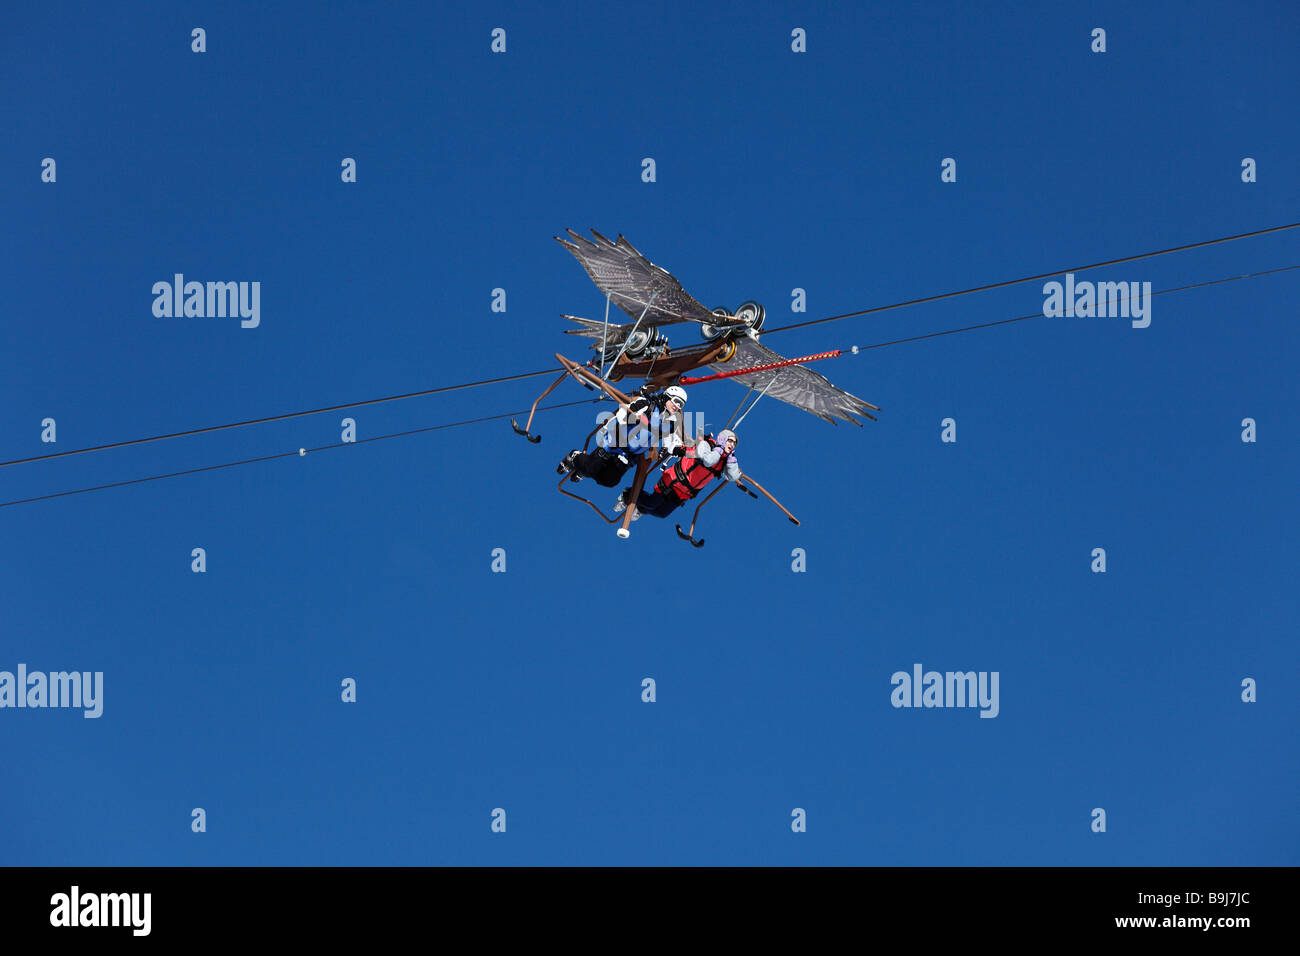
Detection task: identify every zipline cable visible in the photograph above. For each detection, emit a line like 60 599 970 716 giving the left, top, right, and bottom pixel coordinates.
1 365 566 468
4 223 1296 470
0 399 601 509
760 221 1300 336
837 263 1300 354
5 263 1293 510
688 263 1300 382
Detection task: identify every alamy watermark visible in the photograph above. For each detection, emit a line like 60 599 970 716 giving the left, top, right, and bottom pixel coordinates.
0 664 103 718
1043 273 1152 328
50 886 150 936
890 663 999 718
595 410 705 451
152 274 260 328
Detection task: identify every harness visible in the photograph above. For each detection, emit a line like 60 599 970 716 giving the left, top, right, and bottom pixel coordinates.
599 399 650 452
616 395 681 456
657 438 729 501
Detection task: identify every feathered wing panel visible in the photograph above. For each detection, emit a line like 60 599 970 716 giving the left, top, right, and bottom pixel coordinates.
562 314 630 346
555 229 736 329
555 231 873 423
714 337 877 425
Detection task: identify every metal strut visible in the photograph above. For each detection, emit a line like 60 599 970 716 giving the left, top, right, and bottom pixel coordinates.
513 354 637 442
674 480 727 548
736 472 800 526
616 452 655 539
724 384 755 430
732 374 777 430
603 291 659 381
598 292 612 378
511 370 571 443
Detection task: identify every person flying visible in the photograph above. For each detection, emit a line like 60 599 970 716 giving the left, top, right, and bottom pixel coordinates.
557 385 687 487
615 428 740 520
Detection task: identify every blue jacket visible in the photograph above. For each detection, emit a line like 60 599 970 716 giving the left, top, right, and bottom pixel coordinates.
597 402 680 456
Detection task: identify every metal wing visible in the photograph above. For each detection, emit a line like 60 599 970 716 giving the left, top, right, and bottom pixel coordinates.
714 337 878 425
561 314 631 347
556 229 737 329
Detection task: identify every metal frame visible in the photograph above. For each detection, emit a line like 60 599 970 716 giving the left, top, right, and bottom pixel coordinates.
512 342 728 442
514 336 805 542
675 470 800 548
674 481 727 547
736 473 800 525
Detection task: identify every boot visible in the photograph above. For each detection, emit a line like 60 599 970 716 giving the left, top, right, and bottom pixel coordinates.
557 449 581 475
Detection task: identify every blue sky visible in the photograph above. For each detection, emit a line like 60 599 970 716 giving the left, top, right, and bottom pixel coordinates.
2 0 1296 865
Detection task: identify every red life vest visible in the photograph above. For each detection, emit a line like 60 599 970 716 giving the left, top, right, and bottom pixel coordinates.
656 438 730 501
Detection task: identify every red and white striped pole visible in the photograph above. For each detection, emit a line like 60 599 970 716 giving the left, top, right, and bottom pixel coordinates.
678 350 843 385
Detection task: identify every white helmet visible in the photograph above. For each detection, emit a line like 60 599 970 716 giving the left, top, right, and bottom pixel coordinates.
664 385 688 407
